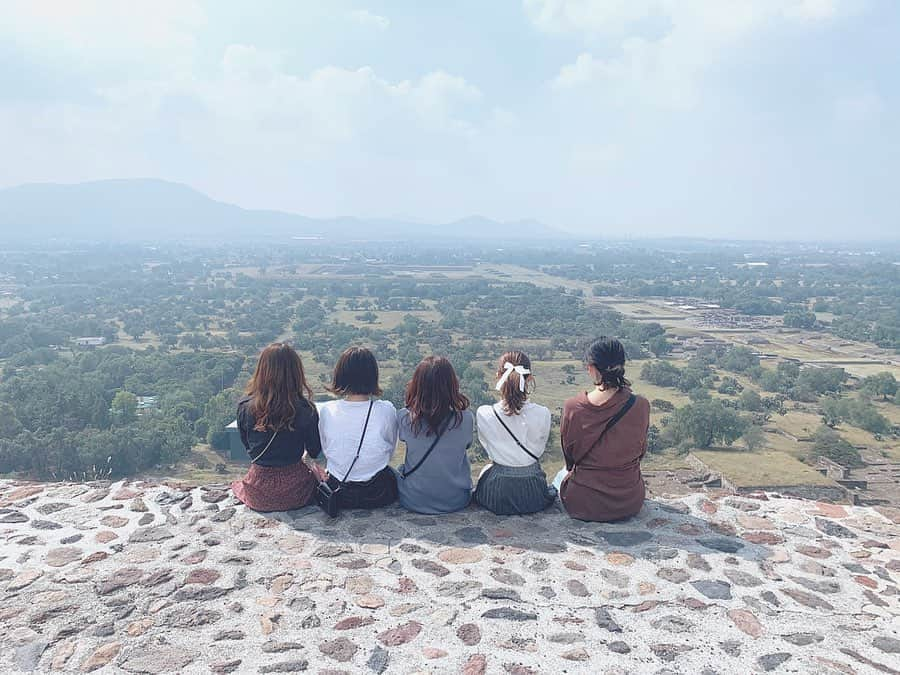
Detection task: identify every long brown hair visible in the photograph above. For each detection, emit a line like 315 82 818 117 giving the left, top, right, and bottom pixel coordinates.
245 343 313 432
405 356 470 436
495 350 534 414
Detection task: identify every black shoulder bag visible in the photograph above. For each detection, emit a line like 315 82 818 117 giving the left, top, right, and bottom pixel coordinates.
399 414 453 480
316 400 374 518
570 394 636 474
492 407 542 462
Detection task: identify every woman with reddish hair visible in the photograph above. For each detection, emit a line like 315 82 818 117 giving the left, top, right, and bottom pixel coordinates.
231 343 324 511
396 356 474 514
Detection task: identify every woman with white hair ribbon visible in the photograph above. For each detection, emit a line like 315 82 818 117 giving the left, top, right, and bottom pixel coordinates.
474 350 557 515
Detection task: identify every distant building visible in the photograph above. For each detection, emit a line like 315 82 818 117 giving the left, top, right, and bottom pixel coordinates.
136 396 158 415
74 337 106 347
224 420 248 462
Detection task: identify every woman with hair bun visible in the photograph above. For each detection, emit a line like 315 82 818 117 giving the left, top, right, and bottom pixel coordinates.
474 351 557 515
555 337 650 522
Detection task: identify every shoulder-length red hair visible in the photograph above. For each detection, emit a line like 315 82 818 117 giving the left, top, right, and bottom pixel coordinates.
245 343 313 432
405 356 469 436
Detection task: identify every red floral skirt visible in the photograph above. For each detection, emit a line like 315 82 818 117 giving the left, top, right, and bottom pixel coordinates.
231 460 325 512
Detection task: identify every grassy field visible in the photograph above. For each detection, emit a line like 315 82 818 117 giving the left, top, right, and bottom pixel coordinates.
692 449 836 488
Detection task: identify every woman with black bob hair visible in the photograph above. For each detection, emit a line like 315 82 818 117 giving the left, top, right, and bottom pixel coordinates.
317 346 399 509
554 337 650 522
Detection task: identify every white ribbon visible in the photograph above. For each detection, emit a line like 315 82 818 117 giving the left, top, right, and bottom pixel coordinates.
495 361 531 392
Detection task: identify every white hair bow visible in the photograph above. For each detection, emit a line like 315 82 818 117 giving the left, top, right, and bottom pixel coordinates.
495 361 531 392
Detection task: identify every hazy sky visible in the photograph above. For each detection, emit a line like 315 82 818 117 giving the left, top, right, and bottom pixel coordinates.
1 1 897 239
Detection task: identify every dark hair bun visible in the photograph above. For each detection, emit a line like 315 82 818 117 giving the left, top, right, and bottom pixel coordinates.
584 337 630 390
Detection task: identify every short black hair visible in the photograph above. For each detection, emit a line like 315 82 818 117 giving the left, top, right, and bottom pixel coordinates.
329 346 382 396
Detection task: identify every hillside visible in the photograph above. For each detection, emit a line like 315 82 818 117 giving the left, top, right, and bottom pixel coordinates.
0 180 563 242
1 479 897 674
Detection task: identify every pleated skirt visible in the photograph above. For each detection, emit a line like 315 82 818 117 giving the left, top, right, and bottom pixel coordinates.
231 460 325 512
474 462 557 516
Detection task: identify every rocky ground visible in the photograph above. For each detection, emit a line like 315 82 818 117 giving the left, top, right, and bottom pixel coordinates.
1 480 898 674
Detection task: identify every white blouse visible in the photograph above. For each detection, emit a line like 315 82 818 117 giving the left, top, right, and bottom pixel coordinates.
317 399 399 482
476 401 552 467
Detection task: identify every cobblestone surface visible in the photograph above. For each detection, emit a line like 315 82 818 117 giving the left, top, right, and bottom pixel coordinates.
1 480 898 673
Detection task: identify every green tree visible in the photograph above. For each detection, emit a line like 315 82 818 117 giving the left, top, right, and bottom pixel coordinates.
862 372 898 401
0 402 24 439
202 388 241 449
110 390 138 425
717 376 742 396
720 347 759 374
740 389 764 412
783 310 817 329
809 425 863 467
648 335 671 356
670 400 748 449
741 424 767 451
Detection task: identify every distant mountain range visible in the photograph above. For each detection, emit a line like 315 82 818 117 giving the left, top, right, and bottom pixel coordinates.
0 179 565 241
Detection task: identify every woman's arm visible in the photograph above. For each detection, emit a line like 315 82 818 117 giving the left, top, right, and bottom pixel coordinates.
304 405 323 459
237 402 251 452
560 403 574 470
475 406 493 460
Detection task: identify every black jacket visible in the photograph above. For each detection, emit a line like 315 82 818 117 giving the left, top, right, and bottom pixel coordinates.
237 395 322 467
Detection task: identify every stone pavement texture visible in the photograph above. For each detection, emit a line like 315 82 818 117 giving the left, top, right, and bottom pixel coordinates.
1 480 898 674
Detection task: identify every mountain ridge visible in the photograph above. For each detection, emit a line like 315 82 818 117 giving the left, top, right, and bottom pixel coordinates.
0 178 565 242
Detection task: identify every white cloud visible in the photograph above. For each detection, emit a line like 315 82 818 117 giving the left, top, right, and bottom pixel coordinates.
2 0 205 71
524 0 660 36
347 9 391 30
784 0 839 20
539 0 847 108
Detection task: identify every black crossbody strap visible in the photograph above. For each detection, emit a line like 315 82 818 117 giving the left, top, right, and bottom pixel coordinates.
338 400 374 485
492 407 541 462
400 413 453 479
572 394 636 471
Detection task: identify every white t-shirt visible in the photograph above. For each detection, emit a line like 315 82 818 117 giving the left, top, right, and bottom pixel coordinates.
476 401 552 467
317 399 399 481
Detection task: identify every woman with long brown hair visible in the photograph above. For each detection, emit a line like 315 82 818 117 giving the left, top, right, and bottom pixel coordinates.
396 356 474 514
474 350 556 515
231 343 324 512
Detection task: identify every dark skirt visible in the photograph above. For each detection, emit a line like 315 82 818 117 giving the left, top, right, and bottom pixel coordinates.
232 460 324 512
326 466 398 510
474 463 557 516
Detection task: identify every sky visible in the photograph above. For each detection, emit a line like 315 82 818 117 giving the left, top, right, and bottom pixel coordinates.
1 0 898 240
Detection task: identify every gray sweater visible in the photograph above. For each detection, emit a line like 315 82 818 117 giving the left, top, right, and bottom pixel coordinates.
396 408 473 514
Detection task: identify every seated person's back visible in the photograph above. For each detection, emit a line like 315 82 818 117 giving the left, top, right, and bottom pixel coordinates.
474 350 557 515
231 343 324 512
396 356 474 514
557 337 650 522
318 347 399 509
